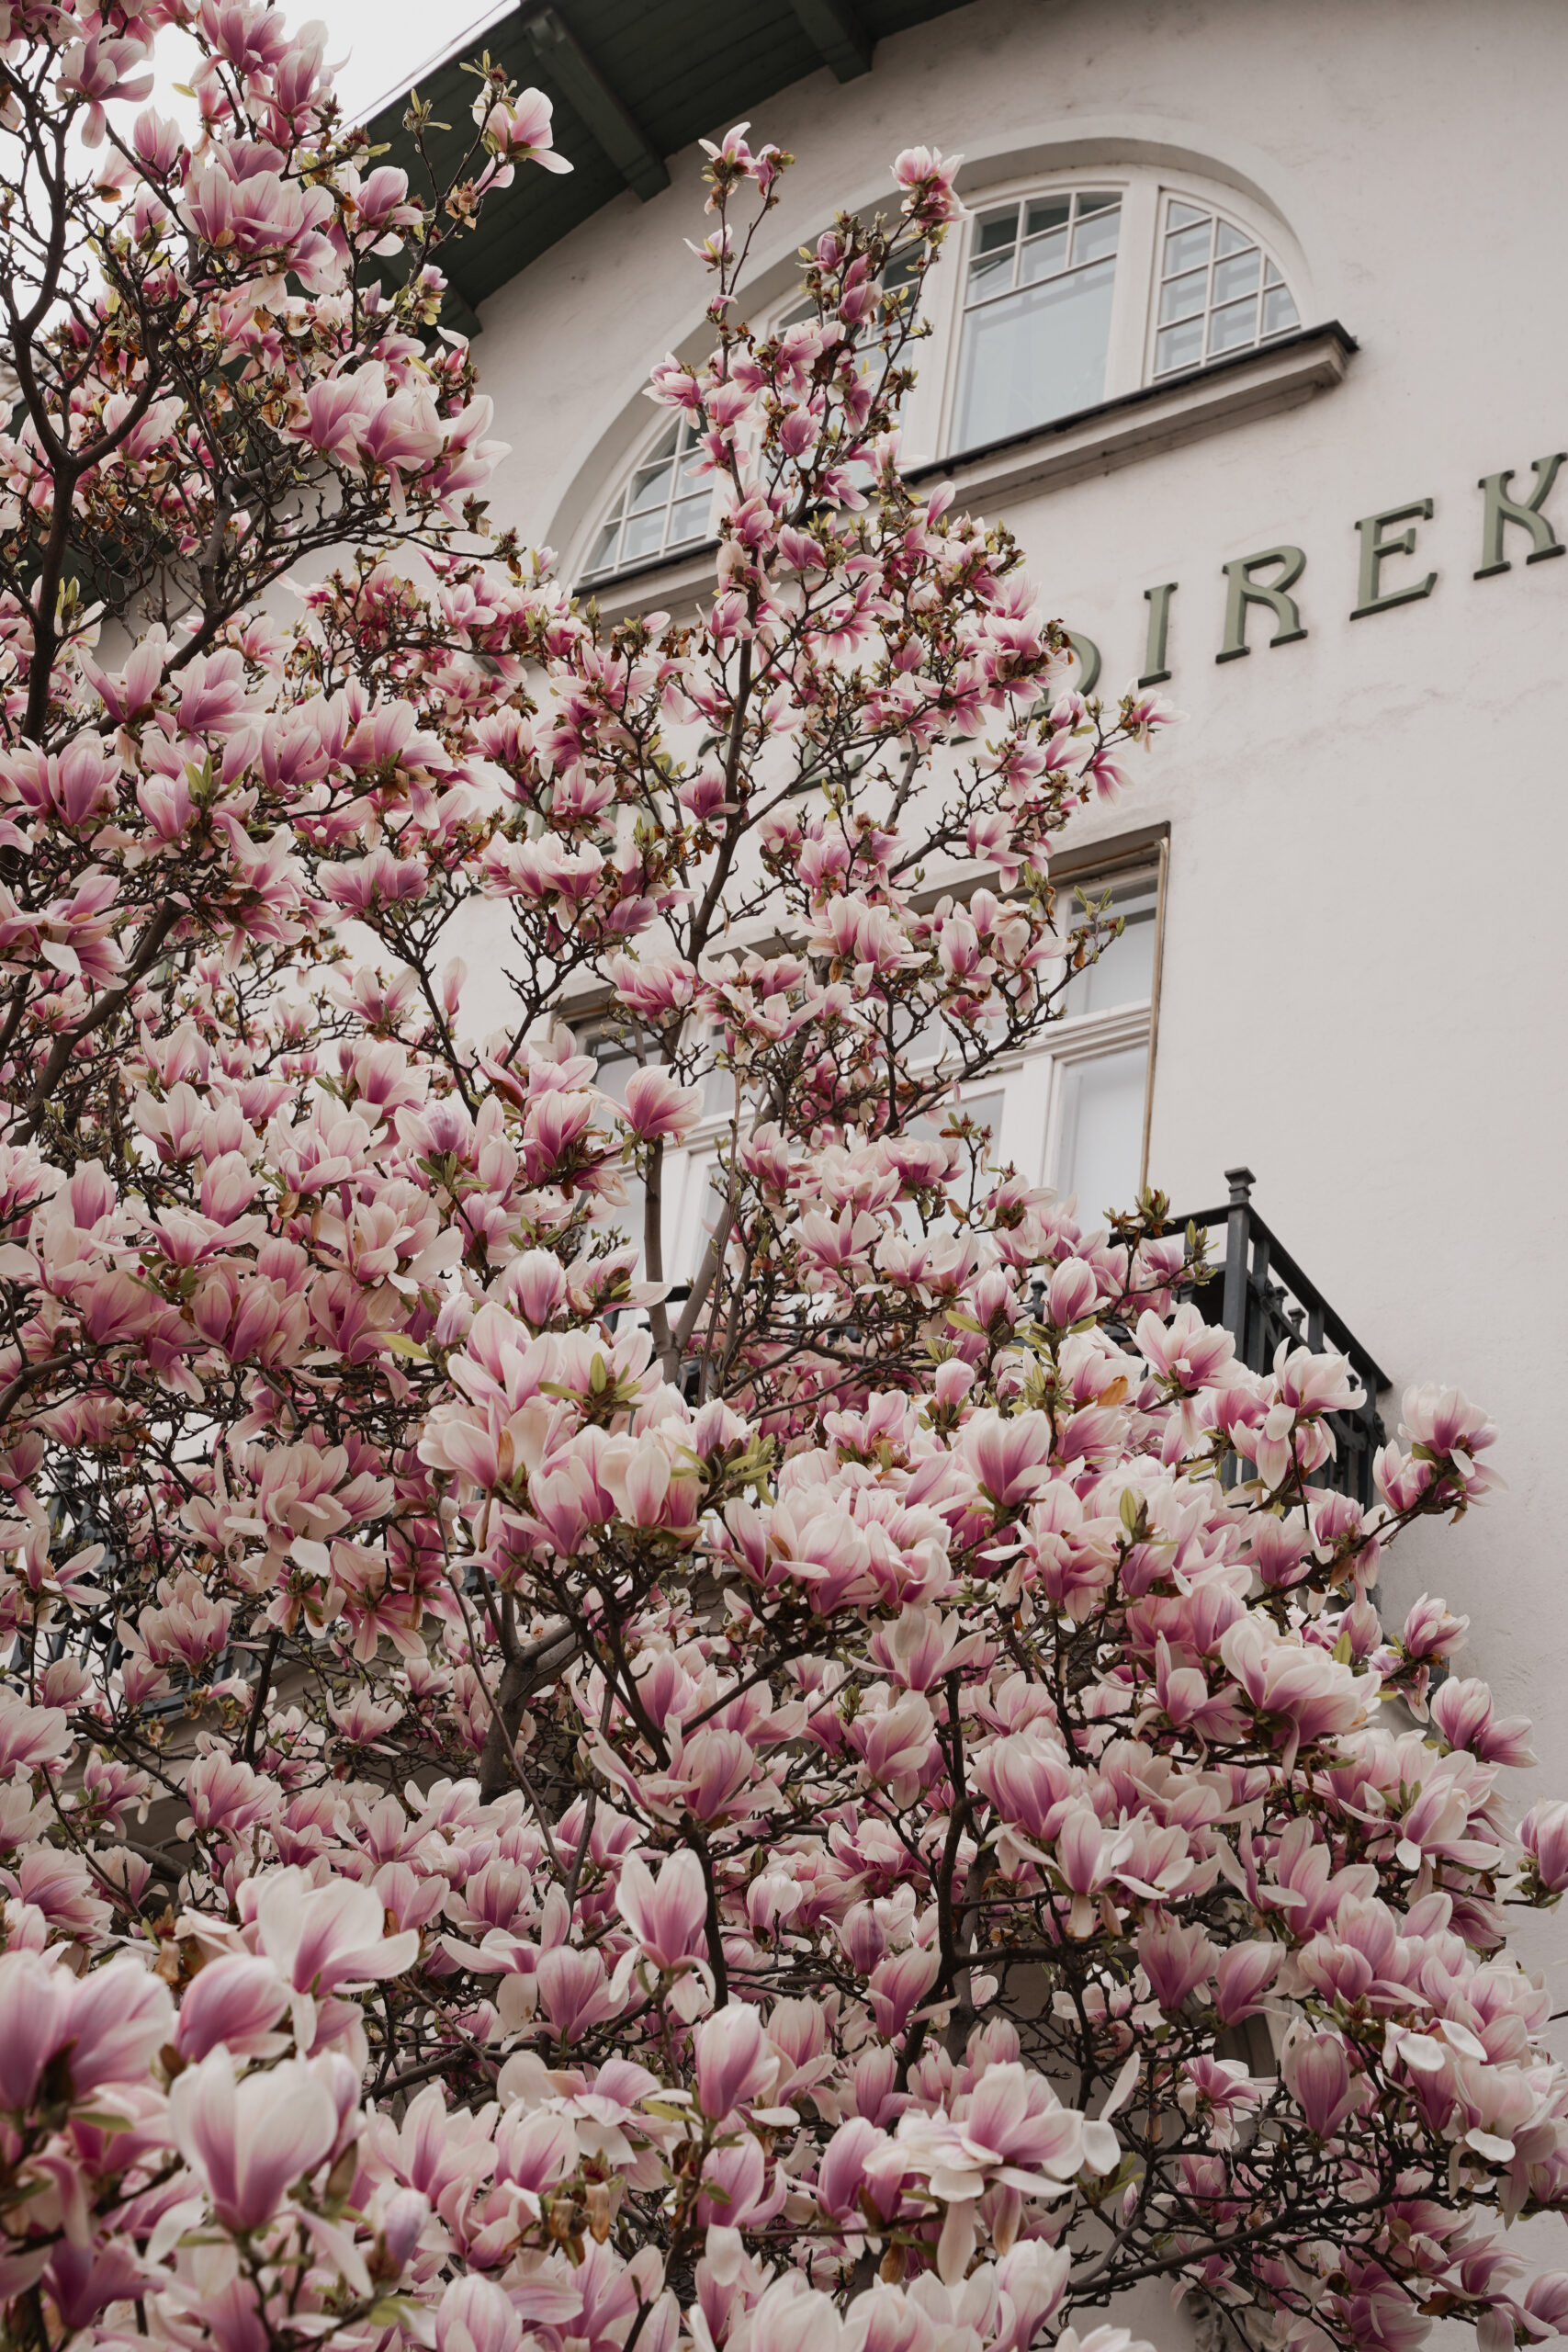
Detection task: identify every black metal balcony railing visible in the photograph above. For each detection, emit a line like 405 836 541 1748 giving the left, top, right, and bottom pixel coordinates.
1165 1167 1389 1509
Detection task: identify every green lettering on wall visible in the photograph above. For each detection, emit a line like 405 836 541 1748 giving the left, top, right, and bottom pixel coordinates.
1066 630 1101 695
1475 455 1567 577
1351 498 1436 618
1216 547 1307 662
1140 582 1176 684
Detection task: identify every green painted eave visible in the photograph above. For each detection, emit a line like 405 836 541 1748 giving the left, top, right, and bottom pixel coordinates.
365 0 972 315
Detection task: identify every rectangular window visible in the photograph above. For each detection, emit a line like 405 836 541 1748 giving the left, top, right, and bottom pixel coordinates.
898 854 1165 1228
953 192 1121 452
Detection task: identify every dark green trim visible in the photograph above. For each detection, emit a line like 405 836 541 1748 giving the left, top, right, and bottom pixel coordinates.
366 0 970 312
523 6 669 199
1139 581 1175 684
1350 496 1435 619
1215 545 1307 662
1066 629 1100 695
1474 454 1566 578
785 0 874 78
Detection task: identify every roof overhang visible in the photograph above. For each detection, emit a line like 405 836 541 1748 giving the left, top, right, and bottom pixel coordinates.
364 0 973 315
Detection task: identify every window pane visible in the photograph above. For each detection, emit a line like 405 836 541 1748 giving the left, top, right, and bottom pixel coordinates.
594 1051 638 1106
1025 197 1071 238
1165 220 1212 275
1055 1048 1146 1222
976 208 1020 254
1063 882 1157 1016
910 1091 1005 1149
1159 268 1207 324
668 492 709 548
1019 226 1070 283
1214 220 1253 257
1213 248 1260 303
968 245 1016 300
1208 296 1259 354
1168 198 1207 228
1262 284 1300 335
1071 202 1120 266
585 518 622 576
1077 190 1118 215
1156 318 1204 375
628 458 673 515
954 257 1115 447
622 504 667 563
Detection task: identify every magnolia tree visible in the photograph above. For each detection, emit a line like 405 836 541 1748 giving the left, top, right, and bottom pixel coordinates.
0 11 1564 2352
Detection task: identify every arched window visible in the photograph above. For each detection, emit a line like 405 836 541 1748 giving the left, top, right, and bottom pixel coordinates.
953 190 1122 450
571 172 1315 583
1152 198 1300 378
933 172 1310 464
582 417 711 582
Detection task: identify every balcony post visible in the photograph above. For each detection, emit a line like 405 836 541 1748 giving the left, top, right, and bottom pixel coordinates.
1221 1165 1254 1359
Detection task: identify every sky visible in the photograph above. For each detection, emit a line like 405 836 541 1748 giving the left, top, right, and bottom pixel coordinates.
321 0 513 125
139 0 511 139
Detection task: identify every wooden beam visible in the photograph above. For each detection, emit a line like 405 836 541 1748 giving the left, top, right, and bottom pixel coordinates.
522 5 670 200
440 280 484 339
785 0 872 81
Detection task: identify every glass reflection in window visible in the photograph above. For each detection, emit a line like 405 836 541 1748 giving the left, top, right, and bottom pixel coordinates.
1055 1047 1146 1223
953 191 1121 452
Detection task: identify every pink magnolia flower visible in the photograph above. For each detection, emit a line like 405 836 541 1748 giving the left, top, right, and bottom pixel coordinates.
891 144 964 226
478 86 572 175
621 1065 704 1144
0 1951 173 2110
1520 1801 1568 1894
1218 1612 1369 1768
175 1955 291 2061
1430 1675 1535 1766
1137 1917 1216 2013
694 2001 774 2119
170 2048 339 2230
1213 1940 1281 2026
615 1848 708 1973
438 2275 525 2352
1280 2030 1361 2139
253 1866 420 1994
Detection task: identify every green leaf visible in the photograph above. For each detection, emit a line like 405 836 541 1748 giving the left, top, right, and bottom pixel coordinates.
378 1332 428 1360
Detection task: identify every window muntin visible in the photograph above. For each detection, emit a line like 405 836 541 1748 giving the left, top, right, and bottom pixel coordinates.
1152 198 1300 379
953 190 1122 450
582 418 711 582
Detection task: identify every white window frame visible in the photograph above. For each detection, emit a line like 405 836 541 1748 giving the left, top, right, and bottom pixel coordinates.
579 413 721 586
922 169 1304 462
960 857 1164 1214
1143 191 1302 385
567 172 1314 584
571 840 1168 1280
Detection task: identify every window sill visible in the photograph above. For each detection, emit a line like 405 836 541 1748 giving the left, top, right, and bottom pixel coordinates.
576 537 721 625
907 321 1356 504
571 322 1354 617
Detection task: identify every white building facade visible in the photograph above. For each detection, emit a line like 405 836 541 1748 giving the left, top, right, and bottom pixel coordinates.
379 0 1568 2135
